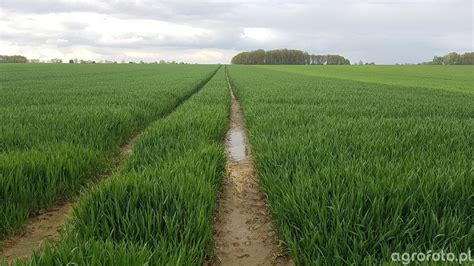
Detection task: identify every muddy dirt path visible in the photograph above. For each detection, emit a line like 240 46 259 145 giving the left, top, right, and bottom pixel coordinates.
0 68 220 264
0 202 72 262
212 71 292 266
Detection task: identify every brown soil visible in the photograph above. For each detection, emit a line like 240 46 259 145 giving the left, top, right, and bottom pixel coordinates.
211 71 293 265
0 202 73 263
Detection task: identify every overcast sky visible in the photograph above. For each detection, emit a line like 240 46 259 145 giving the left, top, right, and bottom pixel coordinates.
0 0 472 64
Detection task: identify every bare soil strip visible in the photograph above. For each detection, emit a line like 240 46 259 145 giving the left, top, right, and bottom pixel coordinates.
0 68 220 264
212 70 292 265
0 202 73 262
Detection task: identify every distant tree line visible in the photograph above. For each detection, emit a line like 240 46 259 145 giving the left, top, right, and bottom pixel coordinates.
0 55 191 64
0 55 27 63
356 60 376 65
68 59 190 64
424 52 473 65
231 49 350 65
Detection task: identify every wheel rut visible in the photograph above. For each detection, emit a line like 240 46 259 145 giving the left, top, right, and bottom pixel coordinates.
211 68 292 266
0 67 221 264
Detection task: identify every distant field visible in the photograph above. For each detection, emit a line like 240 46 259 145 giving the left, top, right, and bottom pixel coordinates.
258 65 474 93
0 63 219 238
228 65 473 264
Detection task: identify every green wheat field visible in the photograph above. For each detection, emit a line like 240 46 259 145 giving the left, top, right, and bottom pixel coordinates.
0 64 472 265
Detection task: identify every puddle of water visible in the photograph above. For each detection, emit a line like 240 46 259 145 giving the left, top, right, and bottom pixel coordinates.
228 128 246 161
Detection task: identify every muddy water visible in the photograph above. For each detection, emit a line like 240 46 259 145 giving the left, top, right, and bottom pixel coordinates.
211 72 292 266
228 129 246 161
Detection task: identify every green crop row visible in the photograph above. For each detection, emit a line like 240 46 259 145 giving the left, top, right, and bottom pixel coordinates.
15 67 230 265
227 65 473 264
0 64 219 238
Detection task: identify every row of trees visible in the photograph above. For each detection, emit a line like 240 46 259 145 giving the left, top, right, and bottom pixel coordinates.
427 52 473 65
68 59 189 64
0 55 28 63
231 49 350 65
0 55 190 64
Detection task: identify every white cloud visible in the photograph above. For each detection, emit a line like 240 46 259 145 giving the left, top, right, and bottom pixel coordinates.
181 49 232 63
89 16 213 46
0 41 23 55
241 27 277 42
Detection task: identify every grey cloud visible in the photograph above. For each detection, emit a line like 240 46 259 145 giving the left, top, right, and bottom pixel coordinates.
0 0 472 63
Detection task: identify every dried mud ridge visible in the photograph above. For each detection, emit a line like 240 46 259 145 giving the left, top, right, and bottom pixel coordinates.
211 70 292 266
0 68 221 264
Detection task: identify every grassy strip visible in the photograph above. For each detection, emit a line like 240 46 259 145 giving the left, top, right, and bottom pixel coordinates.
20 67 230 265
0 64 219 238
228 65 473 264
